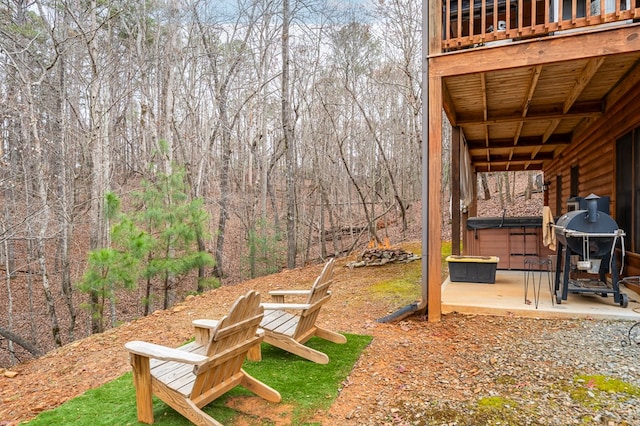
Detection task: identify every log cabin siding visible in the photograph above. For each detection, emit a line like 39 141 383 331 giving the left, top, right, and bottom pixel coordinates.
544 76 640 276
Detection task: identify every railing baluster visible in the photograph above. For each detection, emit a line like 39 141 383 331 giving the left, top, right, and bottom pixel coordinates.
468 0 475 40
518 0 523 34
545 0 550 27
493 0 499 36
531 0 536 29
479 0 484 35
558 0 564 24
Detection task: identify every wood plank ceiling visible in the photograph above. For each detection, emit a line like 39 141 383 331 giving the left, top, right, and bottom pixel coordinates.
443 50 640 172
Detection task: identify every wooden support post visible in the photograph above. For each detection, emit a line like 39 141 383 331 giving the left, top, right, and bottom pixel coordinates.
428 73 443 322
451 126 461 256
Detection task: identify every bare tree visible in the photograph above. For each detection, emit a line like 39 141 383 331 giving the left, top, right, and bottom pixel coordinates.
282 0 297 269
1 0 64 347
481 173 491 200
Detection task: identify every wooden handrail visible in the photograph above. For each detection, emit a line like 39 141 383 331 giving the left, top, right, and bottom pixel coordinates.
442 0 639 51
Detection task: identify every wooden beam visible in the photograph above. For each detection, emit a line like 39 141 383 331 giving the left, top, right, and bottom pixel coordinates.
531 145 543 159
562 57 605 114
522 65 543 118
431 25 640 77
513 63 542 145
472 151 555 162
457 107 601 125
542 119 562 143
481 73 488 122
466 134 571 148
474 162 546 172
604 60 640 111
513 121 524 145
442 82 458 126
427 74 443 322
473 158 549 167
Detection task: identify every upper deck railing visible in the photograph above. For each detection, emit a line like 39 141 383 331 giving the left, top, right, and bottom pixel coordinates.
443 0 640 50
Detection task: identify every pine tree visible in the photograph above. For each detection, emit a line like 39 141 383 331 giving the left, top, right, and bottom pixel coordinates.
133 164 216 311
78 193 151 333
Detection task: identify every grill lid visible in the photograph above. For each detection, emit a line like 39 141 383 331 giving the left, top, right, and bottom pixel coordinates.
554 194 621 258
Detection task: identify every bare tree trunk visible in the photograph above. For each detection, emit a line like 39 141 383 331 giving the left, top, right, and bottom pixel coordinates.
211 89 232 279
498 174 505 208
192 6 254 280
319 192 327 258
0 327 41 357
2 226 16 364
525 171 534 200
144 274 152 317
282 0 297 269
303 192 318 263
55 7 76 339
347 88 408 232
481 173 491 200
27 83 63 347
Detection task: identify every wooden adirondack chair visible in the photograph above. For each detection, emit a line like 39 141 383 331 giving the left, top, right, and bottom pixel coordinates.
124 290 281 426
257 258 347 364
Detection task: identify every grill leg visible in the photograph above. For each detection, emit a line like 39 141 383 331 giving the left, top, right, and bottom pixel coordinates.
561 247 572 302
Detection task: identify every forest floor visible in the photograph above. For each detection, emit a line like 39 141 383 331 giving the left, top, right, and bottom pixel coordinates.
0 173 552 425
0 249 428 425
0 242 559 426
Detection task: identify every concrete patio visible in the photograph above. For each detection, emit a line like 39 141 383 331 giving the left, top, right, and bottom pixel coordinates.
441 270 640 321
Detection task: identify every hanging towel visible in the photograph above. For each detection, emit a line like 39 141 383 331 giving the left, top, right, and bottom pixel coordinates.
542 206 556 251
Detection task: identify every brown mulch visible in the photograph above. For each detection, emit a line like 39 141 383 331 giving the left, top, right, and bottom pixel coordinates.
0 250 420 424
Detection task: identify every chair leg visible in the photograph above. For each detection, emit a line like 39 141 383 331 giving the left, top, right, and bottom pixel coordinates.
315 327 347 344
155 380 222 426
265 333 330 364
130 354 154 424
247 343 262 361
240 369 282 403
181 399 223 426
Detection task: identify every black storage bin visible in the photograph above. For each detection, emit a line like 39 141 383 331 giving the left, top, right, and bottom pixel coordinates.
446 255 499 284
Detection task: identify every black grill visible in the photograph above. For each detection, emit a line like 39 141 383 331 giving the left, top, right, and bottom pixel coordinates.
553 194 628 307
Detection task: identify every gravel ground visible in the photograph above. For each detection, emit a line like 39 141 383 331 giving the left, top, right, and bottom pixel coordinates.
327 315 640 426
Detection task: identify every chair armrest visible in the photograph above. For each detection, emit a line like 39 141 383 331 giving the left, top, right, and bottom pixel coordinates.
261 302 311 311
191 319 264 337
268 290 311 297
192 319 219 329
125 340 208 364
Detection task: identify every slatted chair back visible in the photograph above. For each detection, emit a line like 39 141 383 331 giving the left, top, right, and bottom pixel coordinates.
125 290 280 425
190 290 263 406
293 258 335 340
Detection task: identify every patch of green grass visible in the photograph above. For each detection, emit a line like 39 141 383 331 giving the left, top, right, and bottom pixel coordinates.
368 240 455 306
23 334 372 426
569 374 640 410
370 258 422 305
473 396 524 424
477 395 519 410
574 374 640 395
441 239 452 262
